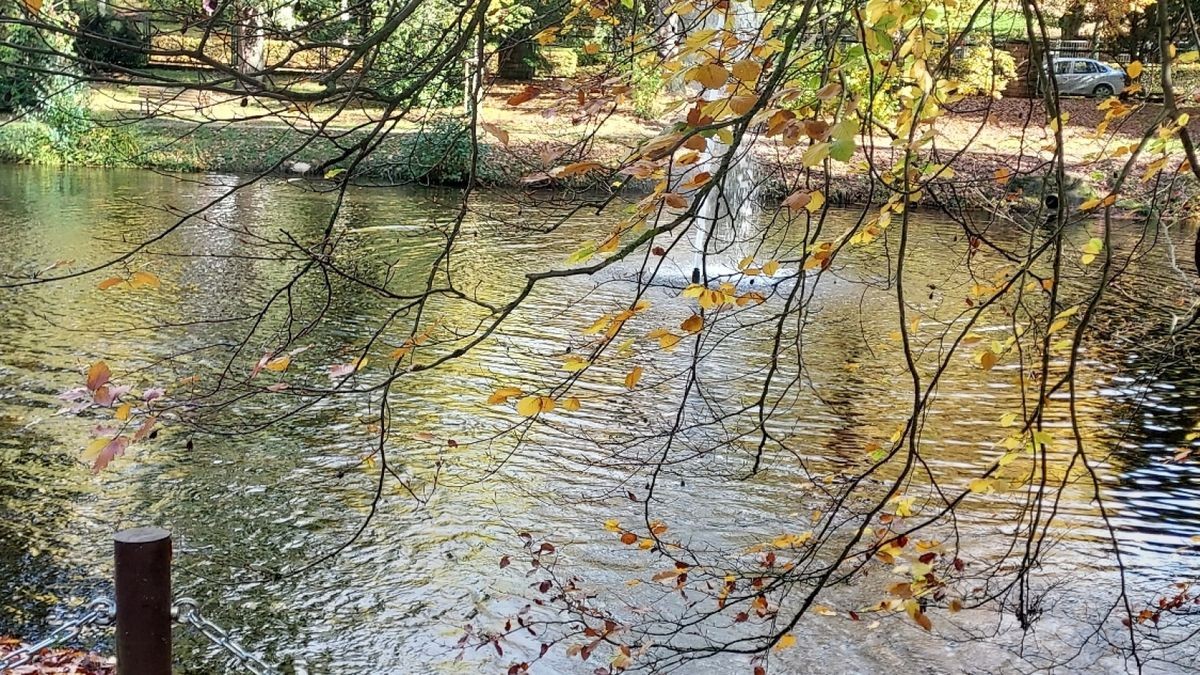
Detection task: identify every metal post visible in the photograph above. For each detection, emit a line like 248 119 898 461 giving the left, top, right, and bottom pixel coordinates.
114 527 172 675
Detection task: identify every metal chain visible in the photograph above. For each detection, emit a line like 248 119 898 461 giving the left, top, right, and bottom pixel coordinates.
172 598 277 675
0 597 114 670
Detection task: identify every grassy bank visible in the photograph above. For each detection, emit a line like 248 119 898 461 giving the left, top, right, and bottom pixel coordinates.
0 84 1191 212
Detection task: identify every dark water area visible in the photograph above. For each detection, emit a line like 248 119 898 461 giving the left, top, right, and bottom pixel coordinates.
0 166 1197 673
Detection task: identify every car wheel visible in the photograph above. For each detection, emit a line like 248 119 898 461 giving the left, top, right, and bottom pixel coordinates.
1093 83 1115 98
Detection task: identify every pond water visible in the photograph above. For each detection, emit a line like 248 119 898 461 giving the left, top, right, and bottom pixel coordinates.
0 166 1198 673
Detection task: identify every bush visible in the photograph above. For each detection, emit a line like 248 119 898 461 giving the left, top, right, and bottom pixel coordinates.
949 46 1017 96
395 117 491 185
539 47 578 78
628 53 664 120
76 14 150 70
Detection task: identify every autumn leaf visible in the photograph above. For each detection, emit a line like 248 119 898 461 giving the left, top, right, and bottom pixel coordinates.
97 277 124 290
506 86 541 106
815 82 842 100
620 532 638 544
680 314 703 333
782 190 811 210
481 121 509 146
762 260 780 277
128 271 161 289
562 396 582 412
115 402 132 422
731 59 762 81
488 387 523 405
691 63 729 89
624 366 644 389
1127 60 1143 79
86 361 111 392
774 633 796 651
264 355 291 372
680 171 711 190
980 350 998 371
92 436 129 472
23 0 42 13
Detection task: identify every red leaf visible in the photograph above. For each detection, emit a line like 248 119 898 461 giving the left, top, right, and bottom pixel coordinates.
92 436 129 472
500 555 511 569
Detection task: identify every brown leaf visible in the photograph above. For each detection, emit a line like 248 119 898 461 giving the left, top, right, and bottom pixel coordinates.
481 121 509 146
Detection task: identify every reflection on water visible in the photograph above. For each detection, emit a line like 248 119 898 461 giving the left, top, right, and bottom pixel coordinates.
0 166 1198 672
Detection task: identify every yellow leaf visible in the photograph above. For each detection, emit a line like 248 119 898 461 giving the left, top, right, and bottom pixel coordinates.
264 355 291 372
762 259 780 277
23 0 42 13
994 167 1011 185
802 142 831 167
680 314 703 333
731 59 762 81
488 387 523 405
1127 61 1143 79
1181 50 1199 64
806 190 826 212
700 288 727 309
516 395 542 416
658 333 682 351
775 634 797 651
604 519 620 532
98 277 125 290
681 284 705 298
584 43 600 55
625 366 644 389
968 478 993 494
691 63 729 89
999 412 1017 427
82 437 109 461
1048 318 1069 334
128 271 161 289
1079 198 1101 211
562 396 582 412
115 402 132 422
563 356 590 372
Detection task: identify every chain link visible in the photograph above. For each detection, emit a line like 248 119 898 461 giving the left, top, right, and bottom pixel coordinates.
173 598 277 675
0 597 114 670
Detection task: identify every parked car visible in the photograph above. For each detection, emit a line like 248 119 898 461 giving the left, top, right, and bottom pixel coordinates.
1044 58 1127 97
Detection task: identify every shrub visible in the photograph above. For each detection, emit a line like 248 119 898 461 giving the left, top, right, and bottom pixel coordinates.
76 14 150 70
539 47 578 78
395 117 493 185
949 45 1017 96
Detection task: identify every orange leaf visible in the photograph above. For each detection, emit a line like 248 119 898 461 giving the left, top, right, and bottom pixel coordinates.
86 361 111 392
98 277 124 290
506 86 541 106
624 366 644 389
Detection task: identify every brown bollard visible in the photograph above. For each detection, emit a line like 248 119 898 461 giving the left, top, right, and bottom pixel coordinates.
114 527 172 675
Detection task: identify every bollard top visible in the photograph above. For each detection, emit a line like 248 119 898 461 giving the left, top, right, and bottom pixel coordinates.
113 526 171 544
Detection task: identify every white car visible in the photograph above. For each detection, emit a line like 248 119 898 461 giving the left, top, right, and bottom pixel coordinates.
1046 58 1128 97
